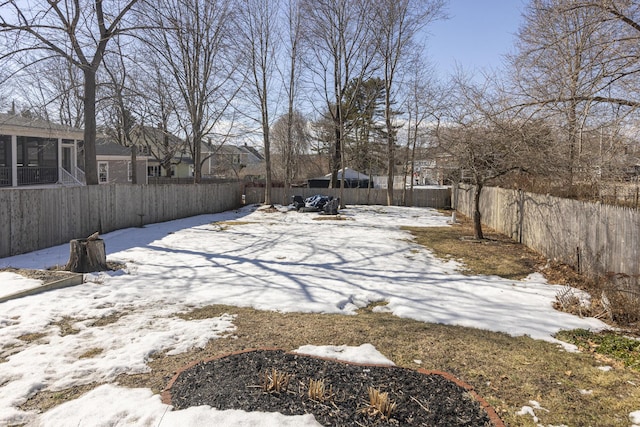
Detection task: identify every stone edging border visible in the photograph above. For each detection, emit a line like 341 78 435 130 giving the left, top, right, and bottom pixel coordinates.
161 347 505 427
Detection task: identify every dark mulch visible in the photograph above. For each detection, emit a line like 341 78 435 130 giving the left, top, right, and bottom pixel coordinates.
168 350 496 426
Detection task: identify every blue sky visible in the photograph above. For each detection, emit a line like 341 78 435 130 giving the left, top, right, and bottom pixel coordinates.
426 0 526 78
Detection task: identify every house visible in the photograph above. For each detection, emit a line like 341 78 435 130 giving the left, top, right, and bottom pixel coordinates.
133 125 192 179
93 137 149 184
202 142 265 179
0 112 84 187
307 167 373 188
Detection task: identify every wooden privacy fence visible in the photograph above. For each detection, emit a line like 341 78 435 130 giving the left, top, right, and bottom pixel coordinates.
243 186 452 209
0 183 243 258
455 185 640 284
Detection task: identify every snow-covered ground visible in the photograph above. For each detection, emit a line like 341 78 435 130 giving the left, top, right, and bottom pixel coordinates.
0 204 622 426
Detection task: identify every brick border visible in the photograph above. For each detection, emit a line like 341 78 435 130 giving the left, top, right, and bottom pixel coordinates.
162 348 505 427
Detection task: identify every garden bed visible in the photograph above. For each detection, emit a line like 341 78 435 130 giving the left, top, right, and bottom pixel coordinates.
164 349 503 426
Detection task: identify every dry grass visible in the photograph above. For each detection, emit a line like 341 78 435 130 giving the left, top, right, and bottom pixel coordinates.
364 387 397 419
17 332 47 343
108 303 640 426
50 317 80 336
260 368 292 393
17 213 640 426
307 378 334 402
78 348 103 359
402 220 540 280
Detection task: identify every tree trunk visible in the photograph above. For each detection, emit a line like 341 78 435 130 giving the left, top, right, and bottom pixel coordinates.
473 183 484 240
83 68 99 185
65 237 107 273
130 144 138 184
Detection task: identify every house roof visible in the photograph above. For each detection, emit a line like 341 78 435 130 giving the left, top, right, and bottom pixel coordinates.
134 125 184 146
95 136 150 159
241 144 265 161
0 112 83 139
315 167 369 180
203 142 265 162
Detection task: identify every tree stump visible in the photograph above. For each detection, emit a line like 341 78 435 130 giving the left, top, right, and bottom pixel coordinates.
65 233 108 273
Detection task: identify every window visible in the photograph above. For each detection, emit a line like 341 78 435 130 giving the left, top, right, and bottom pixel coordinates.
98 162 108 183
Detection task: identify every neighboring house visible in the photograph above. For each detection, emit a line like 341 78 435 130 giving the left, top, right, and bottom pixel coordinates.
308 167 373 188
203 142 265 179
94 137 149 184
133 125 191 179
0 112 84 188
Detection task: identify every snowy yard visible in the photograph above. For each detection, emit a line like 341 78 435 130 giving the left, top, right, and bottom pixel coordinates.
0 204 631 426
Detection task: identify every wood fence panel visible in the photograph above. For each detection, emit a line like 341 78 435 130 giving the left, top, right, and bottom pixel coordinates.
0 191 10 257
455 185 640 284
244 187 450 209
0 182 241 259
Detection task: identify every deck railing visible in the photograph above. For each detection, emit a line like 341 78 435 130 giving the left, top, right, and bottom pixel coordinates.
17 166 58 186
59 167 85 186
0 167 10 187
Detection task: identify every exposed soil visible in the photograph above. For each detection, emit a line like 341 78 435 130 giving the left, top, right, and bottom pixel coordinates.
167 349 497 427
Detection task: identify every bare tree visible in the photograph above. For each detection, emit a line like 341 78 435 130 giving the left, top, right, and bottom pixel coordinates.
271 111 310 186
301 0 378 198
136 65 186 178
144 0 239 183
0 0 141 185
279 0 305 189
512 0 612 186
511 0 640 190
401 54 442 206
235 0 280 204
372 0 446 205
441 75 555 239
12 56 85 128
100 41 142 183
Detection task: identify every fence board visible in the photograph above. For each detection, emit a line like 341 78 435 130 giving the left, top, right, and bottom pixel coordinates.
0 182 242 259
455 185 640 284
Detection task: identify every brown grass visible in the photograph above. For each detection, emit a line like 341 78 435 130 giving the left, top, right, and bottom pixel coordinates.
78 348 103 359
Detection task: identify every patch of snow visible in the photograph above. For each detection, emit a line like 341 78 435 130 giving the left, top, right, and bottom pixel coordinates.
598 366 613 372
293 344 395 366
0 272 42 298
32 384 322 427
517 405 539 423
630 409 640 426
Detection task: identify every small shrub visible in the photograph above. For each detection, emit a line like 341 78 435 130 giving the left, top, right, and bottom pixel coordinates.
555 329 640 371
601 275 640 325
